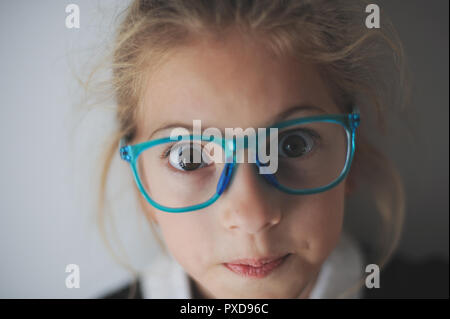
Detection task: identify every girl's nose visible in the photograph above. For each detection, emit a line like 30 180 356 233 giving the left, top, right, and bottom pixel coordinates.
218 163 282 235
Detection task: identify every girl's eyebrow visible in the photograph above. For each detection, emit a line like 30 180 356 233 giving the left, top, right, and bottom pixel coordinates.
147 104 326 140
147 122 196 140
268 104 327 126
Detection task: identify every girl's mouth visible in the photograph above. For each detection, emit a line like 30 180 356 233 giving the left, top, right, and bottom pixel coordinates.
223 254 290 278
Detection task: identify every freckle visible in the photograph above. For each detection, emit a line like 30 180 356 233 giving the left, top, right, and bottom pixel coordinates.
304 240 310 250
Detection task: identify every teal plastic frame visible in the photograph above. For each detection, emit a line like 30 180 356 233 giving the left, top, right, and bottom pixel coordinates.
119 108 360 213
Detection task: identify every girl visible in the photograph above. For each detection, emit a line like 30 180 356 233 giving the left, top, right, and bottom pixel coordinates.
89 0 407 298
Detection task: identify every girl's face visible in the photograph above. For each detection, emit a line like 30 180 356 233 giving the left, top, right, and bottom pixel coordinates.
135 33 349 298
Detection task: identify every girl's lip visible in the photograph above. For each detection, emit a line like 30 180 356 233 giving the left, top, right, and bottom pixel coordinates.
223 254 290 278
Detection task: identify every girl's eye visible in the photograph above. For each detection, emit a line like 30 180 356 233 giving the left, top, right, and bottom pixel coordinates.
167 143 211 171
278 129 316 158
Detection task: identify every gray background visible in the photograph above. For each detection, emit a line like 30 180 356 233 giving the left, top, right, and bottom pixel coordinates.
0 0 448 298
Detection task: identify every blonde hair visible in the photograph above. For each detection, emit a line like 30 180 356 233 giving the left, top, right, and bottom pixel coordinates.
82 0 408 298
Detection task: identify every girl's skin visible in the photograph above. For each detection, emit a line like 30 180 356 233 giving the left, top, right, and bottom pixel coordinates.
133 32 352 298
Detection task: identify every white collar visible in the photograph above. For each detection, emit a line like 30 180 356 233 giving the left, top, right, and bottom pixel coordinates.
141 232 364 299
141 249 192 298
308 232 364 298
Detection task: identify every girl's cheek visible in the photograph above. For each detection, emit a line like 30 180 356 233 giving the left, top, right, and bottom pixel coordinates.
156 212 216 271
285 183 346 263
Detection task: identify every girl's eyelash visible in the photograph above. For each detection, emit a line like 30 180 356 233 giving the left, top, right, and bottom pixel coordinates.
160 144 174 159
160 141 205 159
278 128 321 142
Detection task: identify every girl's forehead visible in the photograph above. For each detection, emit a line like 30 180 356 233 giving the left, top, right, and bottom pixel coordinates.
140 36 337 134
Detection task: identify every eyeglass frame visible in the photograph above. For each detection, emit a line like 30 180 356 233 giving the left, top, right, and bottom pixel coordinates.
119 107 360 213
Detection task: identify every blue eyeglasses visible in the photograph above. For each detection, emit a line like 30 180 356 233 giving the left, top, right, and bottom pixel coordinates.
119 108 360 213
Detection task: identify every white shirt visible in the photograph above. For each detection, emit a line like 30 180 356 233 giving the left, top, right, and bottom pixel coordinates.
141 232 364 299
